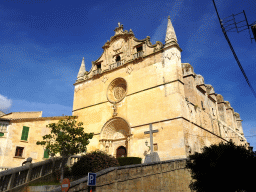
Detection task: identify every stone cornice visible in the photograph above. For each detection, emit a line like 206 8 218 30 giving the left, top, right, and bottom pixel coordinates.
208 94 216 103
183 74 196 78
196 84 206 94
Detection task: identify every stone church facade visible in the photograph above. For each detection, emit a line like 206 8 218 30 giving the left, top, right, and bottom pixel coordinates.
72 17 248 162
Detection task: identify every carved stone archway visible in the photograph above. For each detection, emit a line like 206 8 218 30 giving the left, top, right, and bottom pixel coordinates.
100 117 131 157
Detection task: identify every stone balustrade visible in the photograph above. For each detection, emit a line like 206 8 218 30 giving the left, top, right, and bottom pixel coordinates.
109 60 125 70
0 157 63 192
93 68 102 76
133 51 144 59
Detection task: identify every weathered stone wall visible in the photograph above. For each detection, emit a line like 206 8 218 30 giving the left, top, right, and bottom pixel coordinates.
51 158 193 192
182 63 248 152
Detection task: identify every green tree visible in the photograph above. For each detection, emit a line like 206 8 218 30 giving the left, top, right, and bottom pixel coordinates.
186 140 256 192
36 116 93 182
71 150 119 179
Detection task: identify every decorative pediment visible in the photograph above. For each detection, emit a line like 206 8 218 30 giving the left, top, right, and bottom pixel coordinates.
76 23 165 82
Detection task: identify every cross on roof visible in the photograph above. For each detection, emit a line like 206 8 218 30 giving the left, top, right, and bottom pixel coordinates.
144 124 158 154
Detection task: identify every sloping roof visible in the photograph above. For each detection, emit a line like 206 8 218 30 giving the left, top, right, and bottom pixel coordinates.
0 111 5 117
0 111 42 119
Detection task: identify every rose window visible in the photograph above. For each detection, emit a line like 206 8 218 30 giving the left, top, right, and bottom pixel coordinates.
107 78 127 103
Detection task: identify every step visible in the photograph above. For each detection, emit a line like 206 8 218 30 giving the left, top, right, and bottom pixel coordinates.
27 185 60 192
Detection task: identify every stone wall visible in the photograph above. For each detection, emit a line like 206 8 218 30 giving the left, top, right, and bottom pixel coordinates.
51 158 193 192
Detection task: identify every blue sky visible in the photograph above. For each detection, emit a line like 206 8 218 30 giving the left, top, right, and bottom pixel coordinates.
0 0 255 149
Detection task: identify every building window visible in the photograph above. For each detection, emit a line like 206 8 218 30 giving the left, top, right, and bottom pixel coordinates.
136 45 143 52
0 124 7 132
97 63 101 69
21 126 29 141
116 55 121 62
0 132 4 137
15 147 24 157
44 149 49 159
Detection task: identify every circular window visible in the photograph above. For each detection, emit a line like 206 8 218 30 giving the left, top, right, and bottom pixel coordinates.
107 78 127 103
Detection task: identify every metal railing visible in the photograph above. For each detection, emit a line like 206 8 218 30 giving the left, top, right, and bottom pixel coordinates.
133 51 144 60
109 60 125 70
0 157 62 192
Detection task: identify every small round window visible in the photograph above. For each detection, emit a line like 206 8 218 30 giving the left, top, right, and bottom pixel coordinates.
107 78 127 103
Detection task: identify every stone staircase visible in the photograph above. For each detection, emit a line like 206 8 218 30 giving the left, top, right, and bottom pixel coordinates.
0 157 63 192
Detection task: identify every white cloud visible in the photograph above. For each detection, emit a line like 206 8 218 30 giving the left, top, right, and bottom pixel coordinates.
0 94 12 113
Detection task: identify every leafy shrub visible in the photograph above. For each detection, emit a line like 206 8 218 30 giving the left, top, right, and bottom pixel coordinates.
117 157 142 166
186 140 256 192
71 150 119 178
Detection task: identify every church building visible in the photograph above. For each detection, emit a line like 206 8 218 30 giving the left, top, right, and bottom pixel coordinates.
72 16 248 162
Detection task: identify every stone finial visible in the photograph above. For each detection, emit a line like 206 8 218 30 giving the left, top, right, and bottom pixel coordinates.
165 16 178 46
114 22 124 35
22 157 32 166
77 57 86 81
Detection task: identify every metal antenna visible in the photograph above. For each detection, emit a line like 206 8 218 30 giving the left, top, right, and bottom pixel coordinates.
220 9 255 43
212 0 256 98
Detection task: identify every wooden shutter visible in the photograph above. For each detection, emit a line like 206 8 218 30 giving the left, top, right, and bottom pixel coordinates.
44 149 49 158
21 126 30 141
0 132 4 137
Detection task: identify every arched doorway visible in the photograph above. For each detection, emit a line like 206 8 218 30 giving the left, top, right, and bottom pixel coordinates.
100 117 131 157
116 146 127 158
